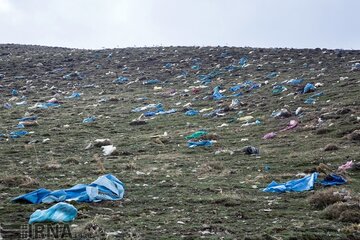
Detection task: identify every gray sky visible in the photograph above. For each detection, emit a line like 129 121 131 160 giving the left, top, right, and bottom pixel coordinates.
1 0 359 49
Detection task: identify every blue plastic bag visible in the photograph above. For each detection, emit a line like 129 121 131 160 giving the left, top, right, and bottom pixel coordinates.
29 203 77 224
113 76 129 84
11 89 19 96
263 172 319 193
188 140 213 148
13 174 125 204
320 174 347 186
303 83 316 94
65 92 81 99
10 130 29 138
83 116 96 123
213 86 225 100
185 109 199 116
239 56 248 67
143 79 161 85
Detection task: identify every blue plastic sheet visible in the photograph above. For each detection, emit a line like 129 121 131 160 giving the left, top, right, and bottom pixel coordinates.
143 79 161 85
29 203 77 224
320 174 347 186
229 85 242 92
188 140 213 148
36 102 61 109
10 130 29 138
65 92 81 99
213 86 225 100
18 116 37 121
185 109 199 116
266 72 278 79
83 116 96 123
287 79 303 86
113 76 129 84
239 56 248 67
13 174 125 204
303 83 316 94
263 172 319 193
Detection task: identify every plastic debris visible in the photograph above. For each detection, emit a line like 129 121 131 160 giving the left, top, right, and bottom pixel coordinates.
320 174 347 186
12 174 125 204
263 172 318 193
212 86 225 100
65 92 81 99
185 109 199 116
143 79 161 85
185 131 207 140
113 76 129 84
10 130 29 138
188 140 213 148
102 145 117 156
83 116 96 123
279 120 298 132
303 83 316 94
338 160 354 172
263 132 277 139
29 202 77 224
242 146 259 155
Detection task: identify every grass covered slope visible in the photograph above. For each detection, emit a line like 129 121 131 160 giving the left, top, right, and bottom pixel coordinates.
0 44 359 239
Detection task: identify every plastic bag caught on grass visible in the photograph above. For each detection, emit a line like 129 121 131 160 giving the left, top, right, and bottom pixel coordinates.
12 174 125 204
29 202 77 224
263 172 318 193
83 116 96 123
185 131 207 140
185 109 199 116
188 140 213 148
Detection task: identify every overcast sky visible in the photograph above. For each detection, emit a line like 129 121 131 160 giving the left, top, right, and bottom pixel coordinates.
1 0 359 49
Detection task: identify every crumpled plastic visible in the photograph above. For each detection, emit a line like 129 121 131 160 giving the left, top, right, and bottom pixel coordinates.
338 160 354 171
279 120 298 132
188 140 213 148
185 131 207 140
113 76 129 84
263 132 277 139
12 174 125 204
10 130 29 138
213 86 225 100
320 174 347 186
143 79 161 85
303 83 316 94
65 92 81 99
29 202 77 224
263 172 318 193
83 116 96 123
185 109 199 116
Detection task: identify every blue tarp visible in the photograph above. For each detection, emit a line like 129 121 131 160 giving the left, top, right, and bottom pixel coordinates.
320 174 347 186
12 174 125 204
263 172 319 193
29 203 77 224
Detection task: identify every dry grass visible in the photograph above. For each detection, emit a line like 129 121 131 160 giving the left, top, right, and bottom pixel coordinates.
323 202 360 223
0 175 39 188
